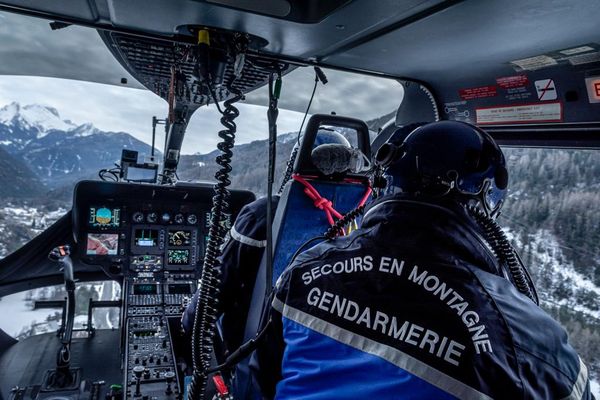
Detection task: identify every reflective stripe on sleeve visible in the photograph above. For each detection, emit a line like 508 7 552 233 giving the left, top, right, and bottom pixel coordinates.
272 297 492 400
230 225 266 248
560 357 589 400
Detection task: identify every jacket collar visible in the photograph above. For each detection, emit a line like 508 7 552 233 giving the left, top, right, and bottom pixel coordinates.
362 194 502 276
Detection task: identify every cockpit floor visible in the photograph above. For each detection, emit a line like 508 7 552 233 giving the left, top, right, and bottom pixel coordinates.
0 330 121 400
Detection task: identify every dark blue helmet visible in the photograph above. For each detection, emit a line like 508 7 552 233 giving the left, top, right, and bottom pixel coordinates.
375 121 508 217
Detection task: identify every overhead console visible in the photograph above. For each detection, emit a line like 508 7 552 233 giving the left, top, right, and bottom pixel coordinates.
72 180 254 399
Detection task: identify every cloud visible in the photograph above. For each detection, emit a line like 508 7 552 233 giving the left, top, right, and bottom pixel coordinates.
0 10 403 155
0 11 143 89
0 76 305 154
246 68 404 120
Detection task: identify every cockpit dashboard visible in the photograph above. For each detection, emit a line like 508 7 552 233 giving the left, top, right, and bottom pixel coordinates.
0 180 255 400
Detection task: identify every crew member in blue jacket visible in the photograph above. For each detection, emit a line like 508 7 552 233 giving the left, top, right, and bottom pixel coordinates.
254 121 593 399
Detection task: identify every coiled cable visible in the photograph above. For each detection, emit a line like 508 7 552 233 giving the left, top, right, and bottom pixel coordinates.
188 87 243 400
467 205 539 305
324 205 366 239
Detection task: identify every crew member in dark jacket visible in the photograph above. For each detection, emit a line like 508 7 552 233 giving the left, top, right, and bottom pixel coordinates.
254 121 593 400
182 129 352 353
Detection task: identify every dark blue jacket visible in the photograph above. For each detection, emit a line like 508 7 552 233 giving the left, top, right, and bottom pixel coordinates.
254 195 592 400
182 196 279 353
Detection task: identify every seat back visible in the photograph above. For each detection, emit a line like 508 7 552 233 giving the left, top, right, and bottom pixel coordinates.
232 114 372 398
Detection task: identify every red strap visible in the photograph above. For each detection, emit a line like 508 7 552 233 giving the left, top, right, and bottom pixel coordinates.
212 374 229 395
292 174 371 230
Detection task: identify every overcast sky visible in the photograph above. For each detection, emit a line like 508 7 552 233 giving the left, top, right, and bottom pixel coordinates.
0 10 403 155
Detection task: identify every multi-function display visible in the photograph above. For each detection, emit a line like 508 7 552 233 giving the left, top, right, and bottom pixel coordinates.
167 249 190 265
86 233 119 255
135 229 159 247
168 230 191 247
89 207 120 229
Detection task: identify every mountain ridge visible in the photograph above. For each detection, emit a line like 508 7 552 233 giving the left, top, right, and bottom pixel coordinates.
0 102 157 188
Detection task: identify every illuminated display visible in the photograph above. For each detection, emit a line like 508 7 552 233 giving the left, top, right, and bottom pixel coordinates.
133 284 158 295
168 230 191 247
167 249 190 265
86 233 118 256
89 207 120 229
135 229 159 247
167 284 192 294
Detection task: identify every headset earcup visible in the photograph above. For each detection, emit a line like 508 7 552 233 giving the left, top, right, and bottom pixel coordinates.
494 166 508 190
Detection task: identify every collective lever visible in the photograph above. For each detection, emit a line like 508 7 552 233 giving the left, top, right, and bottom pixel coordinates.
132 366 145 397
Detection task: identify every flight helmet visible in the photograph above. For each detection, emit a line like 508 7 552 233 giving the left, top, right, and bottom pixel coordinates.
375 121 508 217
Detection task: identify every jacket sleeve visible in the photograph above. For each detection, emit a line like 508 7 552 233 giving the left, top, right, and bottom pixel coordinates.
181 232 245 334
181 196 279 336
250 268 292 399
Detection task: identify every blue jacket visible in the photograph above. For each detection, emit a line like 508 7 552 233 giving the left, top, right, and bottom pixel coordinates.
182 196 279 353
254 195 593 400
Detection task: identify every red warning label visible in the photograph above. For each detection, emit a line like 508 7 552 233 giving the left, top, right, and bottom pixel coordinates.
496 75 529 89
459 85 497 100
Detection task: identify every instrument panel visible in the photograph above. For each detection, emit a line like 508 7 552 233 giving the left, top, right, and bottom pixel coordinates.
72 180 255 399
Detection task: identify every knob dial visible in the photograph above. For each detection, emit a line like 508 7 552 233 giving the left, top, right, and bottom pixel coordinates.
146 212 158 224
186 214 198 225
174 213 185 225
132 212 144 223
161 213 171 224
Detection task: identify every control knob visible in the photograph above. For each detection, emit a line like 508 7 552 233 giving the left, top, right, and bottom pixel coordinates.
186 214 198 225
132 212 144 223
147 212 158 224
174 213 185 225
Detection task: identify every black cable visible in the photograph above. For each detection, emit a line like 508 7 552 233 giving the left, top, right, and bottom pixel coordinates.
467 205 539 305
266 72 280 297
277 69 320 194
98 164 122 182
188 86 243 400
324 205 367 239
205 318 272 375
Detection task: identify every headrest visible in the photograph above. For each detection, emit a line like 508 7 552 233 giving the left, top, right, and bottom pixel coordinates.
293 114 372 179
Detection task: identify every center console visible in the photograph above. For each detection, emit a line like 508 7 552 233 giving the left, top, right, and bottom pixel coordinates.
73 181 255 399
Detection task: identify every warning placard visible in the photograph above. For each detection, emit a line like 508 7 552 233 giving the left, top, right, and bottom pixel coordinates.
476 102 562 125
496 75 529 89
585 76 600 103
535 79 557 101
459 85 497 100
511 55 557 71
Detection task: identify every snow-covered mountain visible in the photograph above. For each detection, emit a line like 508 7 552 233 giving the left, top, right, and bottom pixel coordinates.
0 102 157 187
0 102 76 143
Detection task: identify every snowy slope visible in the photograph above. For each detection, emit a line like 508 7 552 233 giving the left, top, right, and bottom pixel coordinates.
0 102 76 137
0 102 157 188
507 228 600 320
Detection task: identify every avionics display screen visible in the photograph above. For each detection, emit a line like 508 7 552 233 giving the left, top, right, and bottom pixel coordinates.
167 284 192 294
168 230 191 247
167 249 190 265
86 233 119 256
135 229 159 247
133 284 158 295
89 207 120 229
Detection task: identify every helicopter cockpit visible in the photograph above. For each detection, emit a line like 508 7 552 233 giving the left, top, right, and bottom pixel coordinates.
0 0 598 399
